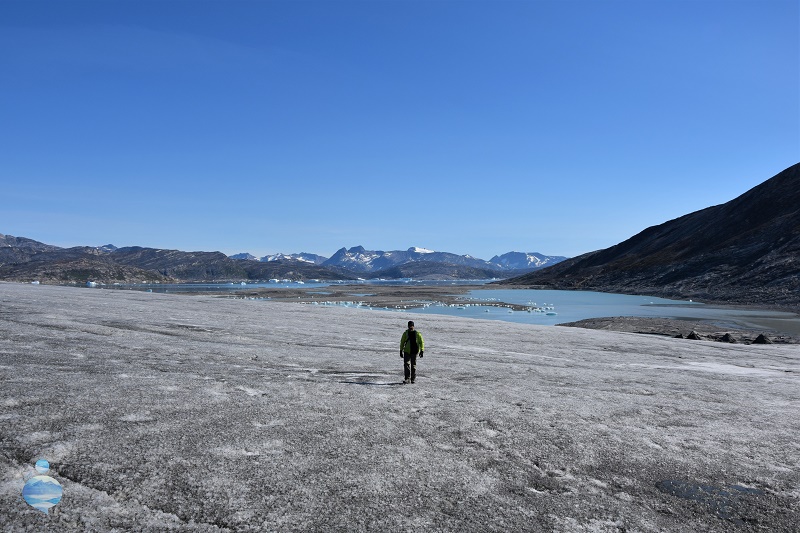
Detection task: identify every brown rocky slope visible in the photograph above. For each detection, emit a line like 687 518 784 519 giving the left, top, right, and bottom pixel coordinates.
499 163 800 309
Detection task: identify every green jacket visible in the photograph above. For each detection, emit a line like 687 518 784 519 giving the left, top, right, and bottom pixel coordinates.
400 329 424 355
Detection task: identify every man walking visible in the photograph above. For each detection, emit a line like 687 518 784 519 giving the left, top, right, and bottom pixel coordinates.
400 320 424 384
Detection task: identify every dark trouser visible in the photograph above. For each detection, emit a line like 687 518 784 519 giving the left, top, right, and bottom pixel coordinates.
403 352 418 381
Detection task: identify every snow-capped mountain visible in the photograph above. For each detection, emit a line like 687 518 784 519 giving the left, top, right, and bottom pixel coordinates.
260 252 327 265
489 252 568 270
325 246 456 273
322 246 395 273
229 252 257 261
3 234 567 283
226 246 566 276
321 246 564 274
409 247 435 254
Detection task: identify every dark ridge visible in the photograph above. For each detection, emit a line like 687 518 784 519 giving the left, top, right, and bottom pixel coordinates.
499 163 800 308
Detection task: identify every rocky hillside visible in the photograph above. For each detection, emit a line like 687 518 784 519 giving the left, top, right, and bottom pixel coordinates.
500 163 800 308
0 243 169 284
0 257 169 284
0 234 61 262
0 240 352 284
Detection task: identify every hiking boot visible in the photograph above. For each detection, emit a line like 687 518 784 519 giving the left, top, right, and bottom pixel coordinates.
410 380 415 384
403 379 410 384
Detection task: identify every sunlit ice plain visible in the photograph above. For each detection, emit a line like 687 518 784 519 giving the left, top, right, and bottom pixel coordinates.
1 283 798 531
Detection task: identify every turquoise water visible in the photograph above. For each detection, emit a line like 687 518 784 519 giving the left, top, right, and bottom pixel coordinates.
101 281 799 335
405 289 799 334
405 289 693 326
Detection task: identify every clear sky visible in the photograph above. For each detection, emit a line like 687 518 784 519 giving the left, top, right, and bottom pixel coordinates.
1 0 797 260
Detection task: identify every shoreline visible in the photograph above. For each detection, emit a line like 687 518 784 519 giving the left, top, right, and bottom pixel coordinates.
10 281 799 342
228 283 800 343
557 316 799 345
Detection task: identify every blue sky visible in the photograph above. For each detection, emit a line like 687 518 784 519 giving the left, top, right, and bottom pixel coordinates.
1 0 797 260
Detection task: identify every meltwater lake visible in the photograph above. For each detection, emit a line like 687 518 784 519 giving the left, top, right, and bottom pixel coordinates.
104 280 800 336
416 289 800 334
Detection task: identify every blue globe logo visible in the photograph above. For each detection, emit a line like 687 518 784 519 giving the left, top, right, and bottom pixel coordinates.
35 459 50 474
23 460 63 515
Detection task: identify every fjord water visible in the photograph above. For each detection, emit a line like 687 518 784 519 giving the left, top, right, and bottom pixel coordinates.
409 288 800 334
110 281 799 335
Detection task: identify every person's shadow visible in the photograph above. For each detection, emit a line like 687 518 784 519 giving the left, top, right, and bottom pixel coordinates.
339 381 403 387
339 379 404 386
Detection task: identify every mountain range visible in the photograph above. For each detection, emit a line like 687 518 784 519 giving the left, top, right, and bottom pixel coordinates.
231 246 565 275
0 239 348 284
500 162 800 308
4 162 796 302
0 236 565 284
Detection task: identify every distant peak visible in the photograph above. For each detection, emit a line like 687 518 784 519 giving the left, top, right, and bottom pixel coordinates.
408 246 435 254
230 252 257 260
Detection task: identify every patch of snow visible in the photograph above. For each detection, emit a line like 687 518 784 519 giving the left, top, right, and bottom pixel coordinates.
212 446 265 457
685 362 784 376
119 412 155 423
626 362 786 376
236 386 264 396
43 442 75 461
18 431 53 443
